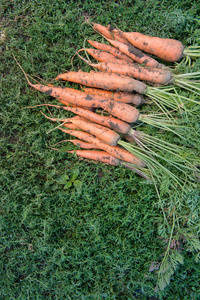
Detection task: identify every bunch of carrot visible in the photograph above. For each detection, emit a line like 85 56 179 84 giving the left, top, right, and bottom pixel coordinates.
15 22 199 183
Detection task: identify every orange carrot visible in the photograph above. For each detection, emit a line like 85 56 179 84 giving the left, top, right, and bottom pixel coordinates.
61 105 132 134
59 128 145 167
55 71 147 94
40 105 156 149
121 31 185 62
55 71 181 111
107 24 130 43
14 55 141 123
19 69 140 123
71 118 121 146
83 88 145 106
67 139 100 149
67 149 151 180
42 104 132 135
87 39 134 63
86 61 173 85
81 48 128 64
63 123 81 130
92 22 116 40
68 149 121 165
39 110 81 130
59 99 95 111
104 37 163 68
92 22 129 43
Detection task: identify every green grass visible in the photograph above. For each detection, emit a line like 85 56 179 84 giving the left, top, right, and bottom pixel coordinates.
1 0 200 299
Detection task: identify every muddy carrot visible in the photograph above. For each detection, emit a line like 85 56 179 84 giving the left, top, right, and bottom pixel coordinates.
92 22 129 43
121 31 185 62
14 55 140 123
67 149 150 180
82 88 145 106
67 139 100 149
68 149 121 165
87 40 134 63
70 118 121 146
55 71 147 94
55 70 181 111
86 61 172 84
59 128 145 167
18 69 140 123
80 48 128 64
104 37 163 68
41 104 133 135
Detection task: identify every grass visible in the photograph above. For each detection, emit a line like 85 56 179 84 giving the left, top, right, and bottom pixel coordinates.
1 0 200 299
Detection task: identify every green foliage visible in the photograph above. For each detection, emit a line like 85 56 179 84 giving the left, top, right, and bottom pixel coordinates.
1 0 200 299
49 168 83 194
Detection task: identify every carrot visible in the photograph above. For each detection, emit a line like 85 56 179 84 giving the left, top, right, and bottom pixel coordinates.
92 22 116 40
17 64 140 123
67 149 151 180
59 128 145 167
78 55 200 99
70 118 121 146
83 87 145 105
48 96 95 112
63 123 80 130
68 149 121 166
43 111 122 146
82 88 145 106
67 139 100 149
55 70 181 111
41 104 133 136
13 54 141 123
121 31 185 62
81 48 128 64
104 37 163 68
106 24 131 43
106 25 130 43
86 61 173 85
56 71 147 94
87 39 134 63
83 61 200 97
60 105 132 134
40 112 82 131
92 22 130 44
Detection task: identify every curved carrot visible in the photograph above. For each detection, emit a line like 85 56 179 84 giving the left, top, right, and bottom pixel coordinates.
55 71 147 94
59 128 145 167
87 39 134 63
122 31 184 62
83 88 145 106
71 118 121 146
87 61 173 85
104 37 163 68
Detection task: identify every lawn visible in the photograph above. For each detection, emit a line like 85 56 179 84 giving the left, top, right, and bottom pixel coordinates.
1 0 200 299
